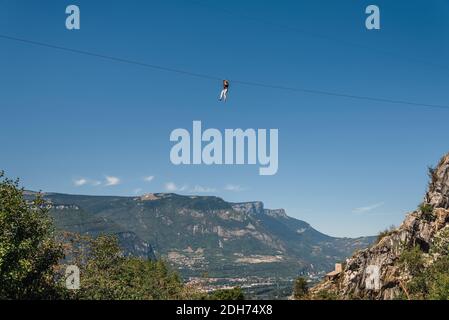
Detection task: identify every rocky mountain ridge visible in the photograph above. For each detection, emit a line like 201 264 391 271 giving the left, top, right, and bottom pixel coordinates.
311 153 449 299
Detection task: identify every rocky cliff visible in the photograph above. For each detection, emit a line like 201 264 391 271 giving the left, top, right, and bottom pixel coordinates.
311 153 449 300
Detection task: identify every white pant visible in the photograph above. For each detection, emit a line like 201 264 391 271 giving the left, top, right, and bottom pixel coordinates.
219 88 228 101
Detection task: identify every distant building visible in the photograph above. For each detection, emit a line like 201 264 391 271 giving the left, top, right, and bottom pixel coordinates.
325 263 342 280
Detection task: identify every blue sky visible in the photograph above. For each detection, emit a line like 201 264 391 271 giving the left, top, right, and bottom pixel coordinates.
1 0 449 237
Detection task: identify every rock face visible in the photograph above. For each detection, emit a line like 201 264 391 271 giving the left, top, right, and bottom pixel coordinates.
264 209 288 219
116 231 156 260
231 202 265 215
231 202 289 219
425 154 449 209
311 153 449 300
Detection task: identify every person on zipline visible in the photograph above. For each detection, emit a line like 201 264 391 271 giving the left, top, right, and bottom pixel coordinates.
219 79 230 102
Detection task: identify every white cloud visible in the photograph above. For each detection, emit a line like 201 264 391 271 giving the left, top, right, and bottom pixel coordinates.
133 188 143 195
91 180 102 186
143 176 155 182
191 185 216 193
224 184 246 192
74 178 87 187
165 182 178 192
165 182 188 192
352 202 385 214
105 176 120 186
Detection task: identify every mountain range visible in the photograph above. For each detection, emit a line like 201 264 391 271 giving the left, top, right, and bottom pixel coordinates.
24 191 374 283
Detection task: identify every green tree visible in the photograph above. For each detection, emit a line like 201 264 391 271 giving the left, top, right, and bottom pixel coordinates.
399 246 449 299
0 171 63 299
68 234 193 300
419 203 434 221
399 246 425 277
425 255 449 300
428 272 449 300
293 277 309 299
208 287 245 300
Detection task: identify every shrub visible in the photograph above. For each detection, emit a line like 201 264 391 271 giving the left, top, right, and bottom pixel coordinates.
314 289 339 300
0 171 64 299
64 234 193 300
293 277 309 299
399 246 425 277
208 287 245 300
419 203 434 221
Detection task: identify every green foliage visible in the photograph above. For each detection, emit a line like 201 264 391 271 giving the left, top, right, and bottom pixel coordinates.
0 171 64 299
400 246 449 300
419 203 434 221
0 170 200 300
425 255 449 300
65 234 193 300
292 277 308 299
399 246 425 277
428 271 449 300
208 287 245 300
314 289 339 300
431 227 449 256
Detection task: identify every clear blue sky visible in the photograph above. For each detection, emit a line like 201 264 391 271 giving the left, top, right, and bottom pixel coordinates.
1 0 449 237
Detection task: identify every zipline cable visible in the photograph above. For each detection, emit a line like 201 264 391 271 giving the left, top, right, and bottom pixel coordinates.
1 33 449 111
0 34 221 81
